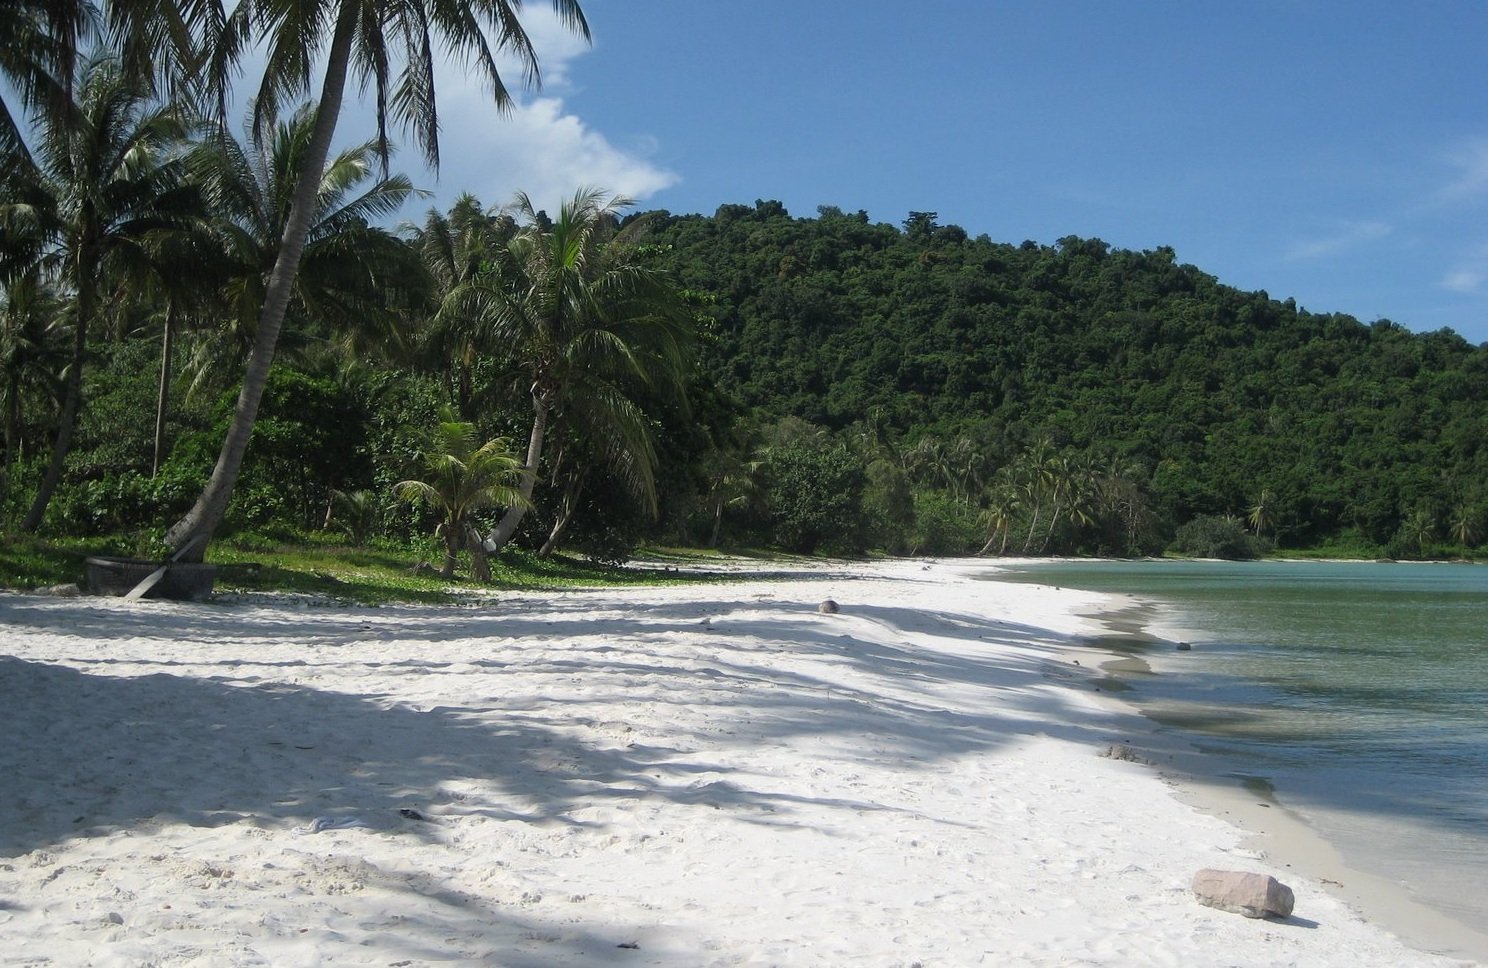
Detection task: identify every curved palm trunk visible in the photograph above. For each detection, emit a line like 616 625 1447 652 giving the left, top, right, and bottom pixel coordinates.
538 472 584 556
164 4 358 559
21 235 94 532
483 390 549 554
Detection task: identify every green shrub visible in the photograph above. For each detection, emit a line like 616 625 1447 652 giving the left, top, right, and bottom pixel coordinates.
911 490 981 555
764 444 866 554
1172 514 1266 559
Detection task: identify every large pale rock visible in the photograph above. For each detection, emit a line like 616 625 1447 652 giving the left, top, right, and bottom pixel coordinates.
1191 869 1295 919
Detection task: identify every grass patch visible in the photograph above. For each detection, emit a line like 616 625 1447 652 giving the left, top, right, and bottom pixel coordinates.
0 533 127 590
0 531 722 605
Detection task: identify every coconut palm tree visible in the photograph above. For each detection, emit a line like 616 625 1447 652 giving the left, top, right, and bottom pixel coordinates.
976 478 1021 556
406 193 518 419
2 1 204 167
1398 507 1436 559
8 50 198 531
181 101 422 397
0 0 91 166
1014 437 1056 554
438 188 696 555
165 0 590 557
1247 488 1277 538
395 409 525 580
1447 502 1480 551
0 267 66 512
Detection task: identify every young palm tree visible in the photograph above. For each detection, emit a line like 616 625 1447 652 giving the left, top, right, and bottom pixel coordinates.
438 188 696 555
8 50 198 531
165 0 590 558
395 410 526 580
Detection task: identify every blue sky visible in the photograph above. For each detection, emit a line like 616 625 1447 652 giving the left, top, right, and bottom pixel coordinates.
391 2 1488 344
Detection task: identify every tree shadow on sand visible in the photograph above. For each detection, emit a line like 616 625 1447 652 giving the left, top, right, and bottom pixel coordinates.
1 585 1140 962
2 590 1119 846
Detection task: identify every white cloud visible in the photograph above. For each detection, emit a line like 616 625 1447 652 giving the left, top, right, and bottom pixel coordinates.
409 10 678 215
1440 243 1488 293
223 10 678 220
1282 220 1392 261
424 91 678 215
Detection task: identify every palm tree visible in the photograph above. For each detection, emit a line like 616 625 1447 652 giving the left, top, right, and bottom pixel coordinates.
702 444 764 549
165 0 590 558
181 101 422 396
438 188 696 555
1247 488 1277 538
406 193 518 418
0 0 91 166
1398 507 1436 559
1015 437 1056 554
1448 503 1480 550
8 50 197 531
0 267 66 512
1039 453 1099 554
395 410 525 580
977 478 1021 556
100 211 230 477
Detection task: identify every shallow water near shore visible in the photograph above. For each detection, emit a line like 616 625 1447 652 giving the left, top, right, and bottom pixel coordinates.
991 559 1488 958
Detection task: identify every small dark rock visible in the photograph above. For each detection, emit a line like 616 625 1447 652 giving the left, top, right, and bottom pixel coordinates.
1176 641 1193 651
399 808 427 821
818 599 840 614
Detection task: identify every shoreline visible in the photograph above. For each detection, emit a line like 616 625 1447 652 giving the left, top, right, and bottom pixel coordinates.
0 558 1476 966
1042 582 1488 965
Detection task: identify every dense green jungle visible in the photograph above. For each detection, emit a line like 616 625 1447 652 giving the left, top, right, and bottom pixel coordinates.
6 192 1486 573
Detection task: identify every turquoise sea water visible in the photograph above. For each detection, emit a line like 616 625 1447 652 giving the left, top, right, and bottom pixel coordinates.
993 560 1488 943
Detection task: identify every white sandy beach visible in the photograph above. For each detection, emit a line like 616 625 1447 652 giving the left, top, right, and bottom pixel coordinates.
0 558 1477 967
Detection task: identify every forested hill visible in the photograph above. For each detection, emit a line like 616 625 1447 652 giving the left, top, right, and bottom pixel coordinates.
641 201 1488 550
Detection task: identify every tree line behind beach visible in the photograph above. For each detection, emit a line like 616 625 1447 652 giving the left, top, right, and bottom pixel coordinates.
3 5 1485 577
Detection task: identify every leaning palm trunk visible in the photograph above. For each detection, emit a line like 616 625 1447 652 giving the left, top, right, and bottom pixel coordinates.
483 390 550 554
164 5 357 558
1021 500 1042 555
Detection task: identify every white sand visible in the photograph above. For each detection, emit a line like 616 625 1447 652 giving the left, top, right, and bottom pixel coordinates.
0 558 1476 967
